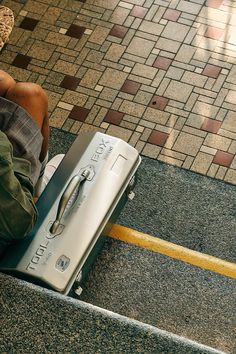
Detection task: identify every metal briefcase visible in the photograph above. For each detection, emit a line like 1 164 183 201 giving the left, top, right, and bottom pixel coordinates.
0 132 141 295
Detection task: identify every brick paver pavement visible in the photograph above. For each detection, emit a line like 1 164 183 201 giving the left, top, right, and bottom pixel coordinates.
1 0 236 184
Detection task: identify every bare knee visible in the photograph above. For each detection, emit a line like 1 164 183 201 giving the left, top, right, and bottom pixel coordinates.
6 82 47 105
6 82 48 120
0 70 16 96
5 82 48 132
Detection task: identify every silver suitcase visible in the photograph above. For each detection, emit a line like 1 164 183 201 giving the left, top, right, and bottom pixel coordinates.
0 132 141 295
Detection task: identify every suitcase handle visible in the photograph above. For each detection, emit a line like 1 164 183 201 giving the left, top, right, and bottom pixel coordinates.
50 170 90 235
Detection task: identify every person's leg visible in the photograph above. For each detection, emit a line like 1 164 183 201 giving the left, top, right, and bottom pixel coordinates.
5 82 49 162
0 70 16 96
34 154 65 198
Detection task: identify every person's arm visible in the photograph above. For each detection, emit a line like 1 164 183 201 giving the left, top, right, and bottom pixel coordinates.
0 131 37 254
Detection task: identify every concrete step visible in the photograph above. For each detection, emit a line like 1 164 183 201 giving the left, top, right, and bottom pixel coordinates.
0 273 226 354
79 237 235 354
117 155 236 264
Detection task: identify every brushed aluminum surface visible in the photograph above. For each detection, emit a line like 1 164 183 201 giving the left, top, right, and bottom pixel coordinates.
0 132 141 294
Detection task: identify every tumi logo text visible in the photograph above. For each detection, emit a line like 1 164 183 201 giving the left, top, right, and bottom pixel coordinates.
91 139 110 162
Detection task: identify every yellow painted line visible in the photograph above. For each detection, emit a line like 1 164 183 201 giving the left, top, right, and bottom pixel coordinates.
108 224 236 279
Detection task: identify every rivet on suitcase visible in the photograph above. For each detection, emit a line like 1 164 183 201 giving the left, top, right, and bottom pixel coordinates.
0 132 141 295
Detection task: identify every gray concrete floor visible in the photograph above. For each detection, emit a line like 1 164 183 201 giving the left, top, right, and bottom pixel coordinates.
80 238 235 354
0 273 226 354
